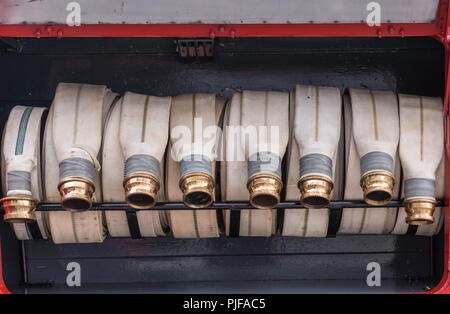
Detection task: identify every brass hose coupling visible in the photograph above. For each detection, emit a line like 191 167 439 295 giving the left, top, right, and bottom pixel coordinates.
1 195 38 223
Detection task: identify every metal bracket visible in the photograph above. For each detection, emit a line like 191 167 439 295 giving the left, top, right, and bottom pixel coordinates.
23 199 445 212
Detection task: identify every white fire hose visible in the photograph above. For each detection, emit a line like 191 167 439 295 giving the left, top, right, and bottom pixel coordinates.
1 106 49 240
167 94 225 238
348 88 399 206
338 93 401 234
283 85 343 237
102 92 169 237
44 83 116 244
391 94 445 235
222 90 288 237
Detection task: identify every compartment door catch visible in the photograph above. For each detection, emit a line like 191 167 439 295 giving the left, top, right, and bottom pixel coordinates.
176 39 214 59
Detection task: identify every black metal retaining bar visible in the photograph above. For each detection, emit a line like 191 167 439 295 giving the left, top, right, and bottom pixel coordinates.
33 199 446 211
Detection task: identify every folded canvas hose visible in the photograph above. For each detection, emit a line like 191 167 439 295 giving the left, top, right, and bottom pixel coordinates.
392 94 444 229
348 88 399 206
167 94 225 238
293 85 342 209
242 91 289 210
221 93 275 237
103 93 169 238
222 91 288 237
43 83 116 244
1 106 50 240
338 94 401 235
282 86 343 237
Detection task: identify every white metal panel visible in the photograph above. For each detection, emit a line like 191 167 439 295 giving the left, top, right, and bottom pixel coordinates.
0 0 439 25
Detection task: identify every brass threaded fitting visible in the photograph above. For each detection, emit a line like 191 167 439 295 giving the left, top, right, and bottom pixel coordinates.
298 175 333 209
1 195 37 223
247 173 283 210
58 177 95 212
123 173 160 209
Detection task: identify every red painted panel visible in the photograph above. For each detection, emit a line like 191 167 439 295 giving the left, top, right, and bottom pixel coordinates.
0 23 443 39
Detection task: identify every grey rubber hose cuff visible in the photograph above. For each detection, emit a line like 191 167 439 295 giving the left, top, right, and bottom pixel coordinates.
59 157 95 182
180 154 212 177
248 151 282 179
7 170 31 192
404 178 436 200
299 153 332 179
360 151 394 176
125 154 161 180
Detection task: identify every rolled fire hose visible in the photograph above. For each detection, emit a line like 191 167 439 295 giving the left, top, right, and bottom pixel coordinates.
348 88 399 206
396 94 444 227
1 106 50 240
293 85 342 209
52 83 110 211
338 94 401 235
167 94 225 238
43 83 116 244
102 93 169 237
282 86 343 237
222 91 288 236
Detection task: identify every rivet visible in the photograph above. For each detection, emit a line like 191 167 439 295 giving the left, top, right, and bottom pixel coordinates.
219 25 225 32
229 29 236 38
57 29 64 39
35 29 41 38
209 30 216 39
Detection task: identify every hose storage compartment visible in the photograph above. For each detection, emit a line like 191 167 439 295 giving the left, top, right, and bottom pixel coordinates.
43 83 116 243
167 94 225 238
0 35 446 293
1 106 49 239
102 94 168 238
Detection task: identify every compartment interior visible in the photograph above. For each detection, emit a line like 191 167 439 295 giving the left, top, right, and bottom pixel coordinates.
0 36 445 293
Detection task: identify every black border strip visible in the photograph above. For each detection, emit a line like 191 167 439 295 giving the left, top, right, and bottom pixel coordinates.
125 210 142 239
27 222 43 240
326 209 343 238
229 210 240 237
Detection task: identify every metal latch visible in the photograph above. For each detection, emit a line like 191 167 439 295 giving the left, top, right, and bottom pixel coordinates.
176 39 214 58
